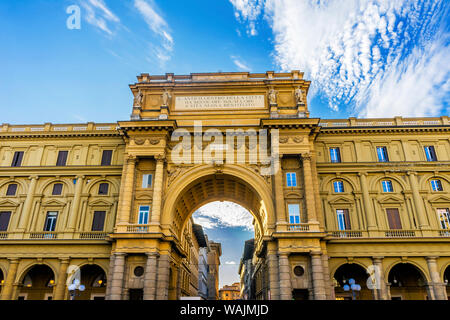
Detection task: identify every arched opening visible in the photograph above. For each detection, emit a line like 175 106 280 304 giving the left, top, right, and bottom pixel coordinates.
0 269 4 294
443 265 450 299
388 263 428 300
18 265 55 300
72 265 107 300
333 264 373 300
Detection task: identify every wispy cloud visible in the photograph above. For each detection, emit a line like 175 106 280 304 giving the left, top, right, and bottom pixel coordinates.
231 55 251 71
193 201 254 231
134 0 173 63
80 0 120 36
230 0 450 117
225 261 237 265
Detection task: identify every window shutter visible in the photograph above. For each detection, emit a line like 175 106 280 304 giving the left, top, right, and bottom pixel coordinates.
6 184 17 196
11 152 24 167
343 209 351 230
56 151 68 166
386 209 402 229
101 150 112 166
92 211 106 231
0 212 11 231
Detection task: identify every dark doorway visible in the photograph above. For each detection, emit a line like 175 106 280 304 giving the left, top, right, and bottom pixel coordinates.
129 289 143 300
292 289 309 300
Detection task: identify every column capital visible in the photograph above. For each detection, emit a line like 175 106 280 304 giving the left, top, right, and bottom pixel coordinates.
406 170 417 176
146 252 160 258
310 251 322 256
126 154 137 163
59 257 71 263
301 153 312 161
426 256 439 261
278 252 289 258
358 172 368 177
114 252 127 257
28 175 39 181
7 258 20 264
155 153 166 161
75 175 85 180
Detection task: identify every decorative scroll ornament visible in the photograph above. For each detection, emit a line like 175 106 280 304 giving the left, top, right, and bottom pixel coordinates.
150 138 160 145
134 138 145 145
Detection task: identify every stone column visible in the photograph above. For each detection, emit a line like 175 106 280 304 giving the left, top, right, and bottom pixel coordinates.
273 155 286 226
151 155 165 223
17 176 38 231
105 254 116 298
67 175 84 231
107 253 126 300
407 172 430 230
267 242 280 300
301 154 317 223
278 253 292 300
1 259 19 300
426 257 447 300
143 252 159 300
53 258 70 300
118 156 136 224
372 257 389 300
156 254 170 300
310 252 327 300
321 253 334 300
358 173 377 231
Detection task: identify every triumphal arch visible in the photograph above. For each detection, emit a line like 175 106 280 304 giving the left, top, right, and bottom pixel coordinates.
109 71 328 300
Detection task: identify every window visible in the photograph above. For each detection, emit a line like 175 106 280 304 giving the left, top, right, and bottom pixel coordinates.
44 211 58 231
288 204 300 224
138 206 150 224
437 209 450 230
376 146 389 162
101 150 113 166
52 183 63 196
329 147 341 163
431 179 443 191
91 211 106 231
0 212 12 231
286 172 297 187
382 180 394 192
56 151 68 166
11 151 24 167
98 183 109 195
333 181 344 193
336 209 351 230
6 184 17 196
142 174 153 188
424 146 437 161
386 208 402 229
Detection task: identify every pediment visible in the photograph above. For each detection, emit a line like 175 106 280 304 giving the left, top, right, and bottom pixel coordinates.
0 199 20 207
41 199 67 207
88 199 113 207
378 196 403 204
328 196 354 205
428 195 450 204
135 193 152 200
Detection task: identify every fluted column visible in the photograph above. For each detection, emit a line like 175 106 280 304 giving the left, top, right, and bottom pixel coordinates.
67 175 84 231
1 259 19 300
358 172 377 231
407 172 430 230
17 176 38 231
151 154 165 223
426 257 447 300
118 156 136 224
278 253 292 300
267 241 280 300
156 254 170 300
372 257 388 300
301 154 317 223
311 252 327 300
107 253 126 300
54 258 70 300
143 252 159 300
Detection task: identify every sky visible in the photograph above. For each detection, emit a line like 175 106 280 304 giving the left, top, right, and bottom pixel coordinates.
0 0 449 290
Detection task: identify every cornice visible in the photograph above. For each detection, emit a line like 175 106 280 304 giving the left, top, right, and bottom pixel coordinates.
319 125 450 134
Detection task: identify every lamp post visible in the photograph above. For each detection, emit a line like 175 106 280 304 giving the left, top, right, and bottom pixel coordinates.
343 278 361 300
68 279 85 300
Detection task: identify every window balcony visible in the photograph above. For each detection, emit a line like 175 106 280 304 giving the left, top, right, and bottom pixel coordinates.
28 232 58 239
383 229 416 238
287 223 310 231
330 230 363 238
76 232 108 239
126 224 151 233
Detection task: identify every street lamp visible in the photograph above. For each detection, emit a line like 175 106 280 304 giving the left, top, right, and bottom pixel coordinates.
68 278 85 300
343 278 361 300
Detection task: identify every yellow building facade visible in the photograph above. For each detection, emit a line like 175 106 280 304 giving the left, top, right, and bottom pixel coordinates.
0 71 449 300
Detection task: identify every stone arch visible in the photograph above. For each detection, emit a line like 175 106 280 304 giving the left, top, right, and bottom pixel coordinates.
38 178 73 195
421 174 450 190
161 164 275 240
0 178 27 195
385 260 430 282
332 262 374 300
16 261 58 284
16 263 57 300
370 174 407 191
321 175 358 192
86 177 120 195
330 260 370 278
387 261 430 300
440 261 450 282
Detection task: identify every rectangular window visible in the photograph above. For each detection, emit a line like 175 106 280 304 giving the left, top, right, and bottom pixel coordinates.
382 180 394 192
6 184 18 196
92 211 106 231
52 183 63 196
44 211 58 231
98 183 109 195
56 151 68 166
138 206 150 225
288 204 300 224
0 212 12 231
11 151 24 167
437 209 450 230
101 150 113 166
386 208 402 229
142 174 153 188
336 209 351 230
376 146 389 162
431 179 443 191
424 146 437 161
333 181 344 193
329 147 341 163
286 172 297 187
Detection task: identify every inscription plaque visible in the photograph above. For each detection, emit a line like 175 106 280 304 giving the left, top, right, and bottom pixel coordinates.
174 95 265 110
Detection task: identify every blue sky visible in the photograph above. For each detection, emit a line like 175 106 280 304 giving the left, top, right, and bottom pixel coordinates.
1 0 449 290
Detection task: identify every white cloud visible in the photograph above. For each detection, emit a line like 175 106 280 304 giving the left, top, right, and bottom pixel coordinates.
193 201 254 231
231 55 251 71
225 261 237 265
80 0 120 36
230 0 449 117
